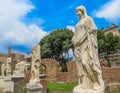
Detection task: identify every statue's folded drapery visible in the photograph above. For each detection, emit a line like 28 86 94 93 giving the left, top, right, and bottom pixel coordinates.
72 6 104 89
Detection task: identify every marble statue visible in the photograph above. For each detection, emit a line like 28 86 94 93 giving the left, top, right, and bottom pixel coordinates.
72 5 104 93
1 63 6 76
13 61 26 76
26 45 42 93
14 64 20 73
19 61 26 73
30 45 41 84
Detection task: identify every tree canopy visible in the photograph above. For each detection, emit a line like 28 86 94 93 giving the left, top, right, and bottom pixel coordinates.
39 29 74 71
39 28 74 62
98 30 120 54
39 29 120 68
98 30 120 67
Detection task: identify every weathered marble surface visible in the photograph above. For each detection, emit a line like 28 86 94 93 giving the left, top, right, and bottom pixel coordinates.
72 5 105 93
27 45 43 93
12 61 26 77
29 45 41 84
26 83 43 93
73 85 104 93
4 77 14 93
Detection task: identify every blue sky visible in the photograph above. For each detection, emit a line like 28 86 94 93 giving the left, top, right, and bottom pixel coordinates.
0 0 120 54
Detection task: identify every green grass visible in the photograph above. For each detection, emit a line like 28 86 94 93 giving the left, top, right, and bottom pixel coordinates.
106 92 120 93
47 83 77 92
47 83 120 93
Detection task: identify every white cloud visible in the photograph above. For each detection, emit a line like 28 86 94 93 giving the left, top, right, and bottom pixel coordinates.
94 0 120 22
0 0 48 53
66 25 75 32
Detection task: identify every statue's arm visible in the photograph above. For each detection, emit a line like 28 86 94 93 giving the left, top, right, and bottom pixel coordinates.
87 17 97 33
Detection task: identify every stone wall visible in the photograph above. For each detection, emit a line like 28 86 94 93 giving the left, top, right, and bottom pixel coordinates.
41 59 78 83
66 61 77 83
41 59 59 82
0 53 24 63
41 59 120 84
105 25 120 36
14 53 25 63
41 59 77 83
0 53 25 72
0 54 8 63
102 67 120 83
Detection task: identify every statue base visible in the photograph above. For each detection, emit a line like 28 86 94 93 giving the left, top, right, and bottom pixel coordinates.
73 85 104 93
4 76 14 93
26 83 43 93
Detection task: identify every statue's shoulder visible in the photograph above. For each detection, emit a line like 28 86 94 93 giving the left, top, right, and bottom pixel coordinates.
84 16 95 25
85 16 93 21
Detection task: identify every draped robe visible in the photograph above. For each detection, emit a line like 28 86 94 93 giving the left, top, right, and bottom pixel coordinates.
72 16 104 89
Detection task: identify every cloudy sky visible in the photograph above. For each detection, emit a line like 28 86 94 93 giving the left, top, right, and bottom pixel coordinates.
0 0 120 54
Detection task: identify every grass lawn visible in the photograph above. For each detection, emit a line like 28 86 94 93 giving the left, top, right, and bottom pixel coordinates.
47 83 120 93
109 91 120 93
47 82 77 92
106 92 120 93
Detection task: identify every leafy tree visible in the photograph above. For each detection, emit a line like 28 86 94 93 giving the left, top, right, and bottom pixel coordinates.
98 31 120 53
97 30 105 53
98 30 120 67
103 33 120 54
39 29 74 71
97 30 105 40
40 28 120 68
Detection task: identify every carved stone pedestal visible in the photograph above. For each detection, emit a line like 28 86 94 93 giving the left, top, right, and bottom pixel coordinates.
73 85 104 93
4 77 14 93
26 83 43 93
0 76 4 87
12 76 24 93
0 76 5 92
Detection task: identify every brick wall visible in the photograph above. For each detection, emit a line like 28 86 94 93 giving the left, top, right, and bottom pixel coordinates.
0 54 8 63
41 59 59 82
41 59 120 83
102 67 120 83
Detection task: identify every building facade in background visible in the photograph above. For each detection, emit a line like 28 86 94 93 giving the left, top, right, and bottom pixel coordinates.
99 24 120 67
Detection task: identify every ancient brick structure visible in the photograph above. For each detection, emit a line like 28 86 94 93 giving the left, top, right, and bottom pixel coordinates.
0 54 8 63
99 24 120 67
102 67 120 83
40 59 120 84
99 50 120 67
0 47 120 84
41 59 59 82
0 46 25 71
104 24 120 36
